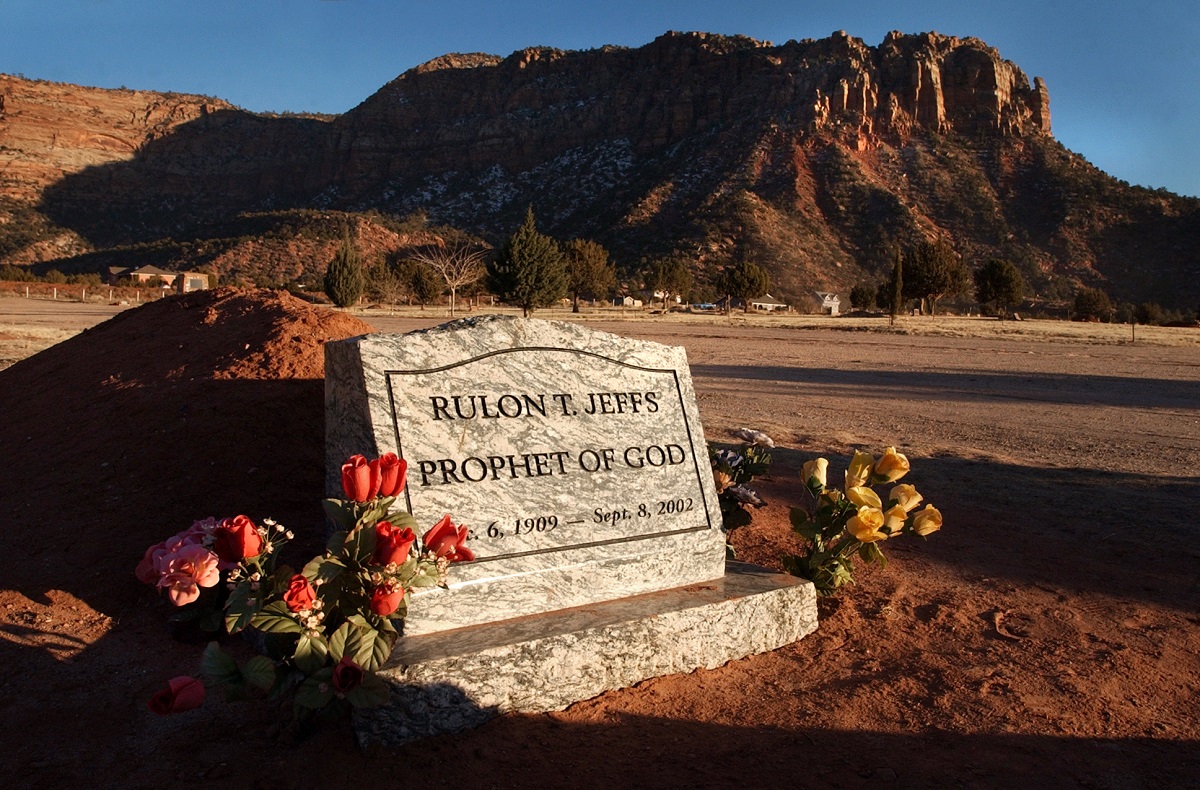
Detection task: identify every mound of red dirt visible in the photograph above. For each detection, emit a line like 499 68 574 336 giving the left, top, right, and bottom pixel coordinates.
0 288 371 610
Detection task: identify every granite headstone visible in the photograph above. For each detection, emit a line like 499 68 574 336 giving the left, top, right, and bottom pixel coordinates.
326 315 727 634
325 315 817 744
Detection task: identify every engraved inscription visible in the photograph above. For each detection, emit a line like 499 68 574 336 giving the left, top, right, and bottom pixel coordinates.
385 349 711 563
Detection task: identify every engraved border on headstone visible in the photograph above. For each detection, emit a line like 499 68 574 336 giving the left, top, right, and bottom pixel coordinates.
383 346 715 564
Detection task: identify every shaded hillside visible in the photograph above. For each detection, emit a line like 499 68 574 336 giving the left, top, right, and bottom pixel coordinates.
3 31 1198 307
31 209 446 288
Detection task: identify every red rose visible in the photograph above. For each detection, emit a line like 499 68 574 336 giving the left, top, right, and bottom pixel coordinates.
422 514 475 562
148 675 205 715
341 454 380 503
213 515 263 564
369 585 406 617
282 574 316 613
373 521 415 567
331 656 364 694
374 453 408 498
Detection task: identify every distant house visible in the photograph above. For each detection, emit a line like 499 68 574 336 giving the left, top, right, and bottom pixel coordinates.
813 291 841 315
749 293 790 312
616 296 644 308
107 265 210 292
125 265 179 286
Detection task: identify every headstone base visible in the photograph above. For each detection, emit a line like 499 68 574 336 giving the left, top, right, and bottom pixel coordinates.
354 562 818 746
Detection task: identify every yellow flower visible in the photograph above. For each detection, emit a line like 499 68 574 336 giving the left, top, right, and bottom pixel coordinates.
801 458 829 489
890 483 923 513
846 486 882 509
713 470 734 494
912 505 942 536
845 450 874 489
883 504 908 533
846 506 888 543
872 447 910 483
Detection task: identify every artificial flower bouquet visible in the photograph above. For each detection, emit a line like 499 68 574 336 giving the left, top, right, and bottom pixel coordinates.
137 453 471 719
783 447 942 595
709 431 774 533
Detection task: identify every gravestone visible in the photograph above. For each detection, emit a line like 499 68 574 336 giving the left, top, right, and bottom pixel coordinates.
325 316 817 744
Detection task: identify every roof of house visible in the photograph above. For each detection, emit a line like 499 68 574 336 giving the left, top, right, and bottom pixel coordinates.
128 265 178 276
750 293 788 306
813 291 841 302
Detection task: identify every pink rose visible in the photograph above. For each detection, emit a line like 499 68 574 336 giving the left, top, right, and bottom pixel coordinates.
213 515 263 564
341 454 380 503
135 542 166 584
369 585 405 617
282 574 317 613
373 521 415 567
156 544 221 605
422 515 475 563
374 453 407 499
331 656 364 695
148 675 205 715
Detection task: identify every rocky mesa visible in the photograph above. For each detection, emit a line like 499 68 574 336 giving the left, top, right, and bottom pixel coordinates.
2 30 1197 308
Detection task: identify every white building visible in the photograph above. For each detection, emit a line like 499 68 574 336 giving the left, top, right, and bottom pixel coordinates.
813 291 841 315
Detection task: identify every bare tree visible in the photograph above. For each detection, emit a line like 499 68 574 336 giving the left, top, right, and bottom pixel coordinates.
408 242 489 317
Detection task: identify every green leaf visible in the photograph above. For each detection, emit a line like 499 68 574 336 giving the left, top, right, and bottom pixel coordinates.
241 656 277 690
294 673 334 710
345 673 390 708
364 628 397 672
383 511 418 531
326 531 347 555
408 569 439 589
270 565 296 592
200 642 240 686
322 499 357 532
250 600 303 634
343 524 377 566
302 556 346 586
294 633 330 674
357 501 391 531
328 621 365 664
224 582 260 635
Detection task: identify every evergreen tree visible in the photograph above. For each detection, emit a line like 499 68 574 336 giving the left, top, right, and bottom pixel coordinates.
720 259 770 313
323 229 364 308
564 238 616 312
1073 287 1113 322
487 207 567 317
904 239 968 316
407 262 443 308
645 254 693 310
974 258 1025 318
849 283 876 311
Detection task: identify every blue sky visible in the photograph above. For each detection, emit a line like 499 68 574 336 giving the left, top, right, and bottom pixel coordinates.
2 0 1197 197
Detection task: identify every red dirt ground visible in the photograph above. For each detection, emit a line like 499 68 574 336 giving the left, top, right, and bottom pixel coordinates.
1 289 1197 789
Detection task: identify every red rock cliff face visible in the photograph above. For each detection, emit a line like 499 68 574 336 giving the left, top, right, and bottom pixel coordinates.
5 30 1050 235
322 30 1051 197
0 76 233 203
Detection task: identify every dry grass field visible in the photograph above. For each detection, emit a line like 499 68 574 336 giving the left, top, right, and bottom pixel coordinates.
1 291 1197 788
